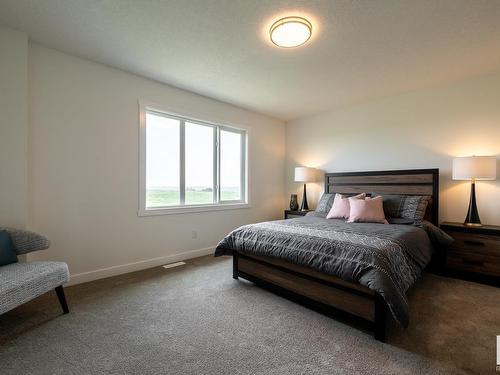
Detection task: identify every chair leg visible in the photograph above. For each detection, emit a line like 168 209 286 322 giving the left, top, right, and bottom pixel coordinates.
55 285 69 314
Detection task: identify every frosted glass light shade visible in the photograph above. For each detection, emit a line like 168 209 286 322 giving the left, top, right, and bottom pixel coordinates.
294 167 316 182
452 156 497 181
270 17 312 48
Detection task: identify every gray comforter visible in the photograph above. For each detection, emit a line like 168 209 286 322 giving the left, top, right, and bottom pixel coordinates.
215 216 452 327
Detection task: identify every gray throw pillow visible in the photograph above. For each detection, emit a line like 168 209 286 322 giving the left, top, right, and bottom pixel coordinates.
315 193 335 214
371 193 431 225
0 230 18 266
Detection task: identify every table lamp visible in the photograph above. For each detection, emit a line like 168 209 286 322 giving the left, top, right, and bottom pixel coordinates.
452 156 497 226
294 167 316 211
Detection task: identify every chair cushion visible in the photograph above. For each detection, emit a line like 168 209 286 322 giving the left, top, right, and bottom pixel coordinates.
0 231 18 266
0 261 70 315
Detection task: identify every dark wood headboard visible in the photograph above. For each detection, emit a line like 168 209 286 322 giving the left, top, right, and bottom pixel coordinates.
325 168 439 225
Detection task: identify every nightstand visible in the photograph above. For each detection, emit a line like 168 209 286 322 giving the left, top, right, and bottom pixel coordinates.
441 221 500 285
284 210 309 219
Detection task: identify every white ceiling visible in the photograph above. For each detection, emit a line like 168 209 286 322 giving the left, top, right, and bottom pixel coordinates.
1 0 500 121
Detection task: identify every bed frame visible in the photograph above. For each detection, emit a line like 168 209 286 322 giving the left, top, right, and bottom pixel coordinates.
232 168 439 342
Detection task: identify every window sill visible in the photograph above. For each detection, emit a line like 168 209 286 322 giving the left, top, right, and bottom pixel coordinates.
138 203 250 216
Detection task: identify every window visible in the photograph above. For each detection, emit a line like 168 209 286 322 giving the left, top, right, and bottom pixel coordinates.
139 105 247 215
220 129 244 201
185 122 214 205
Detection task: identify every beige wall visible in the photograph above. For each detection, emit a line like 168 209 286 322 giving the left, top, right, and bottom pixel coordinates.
286 72 500 225
27 44 285 283
0 27 28 228
5 25 500 285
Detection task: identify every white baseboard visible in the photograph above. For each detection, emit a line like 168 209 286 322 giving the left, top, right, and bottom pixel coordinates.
67 246 215 286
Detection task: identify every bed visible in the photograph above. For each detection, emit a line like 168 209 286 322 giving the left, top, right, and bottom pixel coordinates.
215 169 444 342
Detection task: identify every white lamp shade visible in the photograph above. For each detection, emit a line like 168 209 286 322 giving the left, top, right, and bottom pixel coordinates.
294 167 316 182
452 156 497 181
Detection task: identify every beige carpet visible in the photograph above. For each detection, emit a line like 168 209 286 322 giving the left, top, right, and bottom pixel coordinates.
0 255 499 374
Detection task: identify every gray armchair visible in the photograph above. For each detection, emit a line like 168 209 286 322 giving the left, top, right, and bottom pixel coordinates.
0 228 70 315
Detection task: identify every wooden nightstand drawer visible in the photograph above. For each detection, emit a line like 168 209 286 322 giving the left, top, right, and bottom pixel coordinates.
441 222 500 284
447 253 500 277
448 232 500 257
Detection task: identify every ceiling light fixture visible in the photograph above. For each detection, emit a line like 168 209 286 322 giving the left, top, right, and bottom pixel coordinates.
270 16 312 48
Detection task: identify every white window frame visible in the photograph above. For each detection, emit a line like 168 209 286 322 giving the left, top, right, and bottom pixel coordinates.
138 101 249 216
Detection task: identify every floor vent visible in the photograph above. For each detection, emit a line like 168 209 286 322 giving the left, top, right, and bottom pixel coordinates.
162 261 186 269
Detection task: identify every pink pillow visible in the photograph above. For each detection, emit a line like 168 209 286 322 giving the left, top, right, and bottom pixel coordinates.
326 193 365 219
347 195 388 224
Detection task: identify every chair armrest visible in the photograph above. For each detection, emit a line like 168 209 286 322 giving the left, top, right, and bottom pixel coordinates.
0 227 50 255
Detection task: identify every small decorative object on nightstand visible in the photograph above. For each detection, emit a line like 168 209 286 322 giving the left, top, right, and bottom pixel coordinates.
284 210 308 219
289 194 299 211
441 221 500 285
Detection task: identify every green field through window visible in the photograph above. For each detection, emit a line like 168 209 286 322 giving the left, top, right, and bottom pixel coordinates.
146 189 240 207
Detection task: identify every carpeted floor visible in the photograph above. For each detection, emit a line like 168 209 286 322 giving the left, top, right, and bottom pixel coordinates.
0 255 498 374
